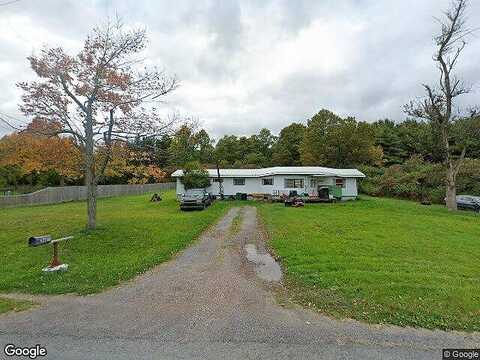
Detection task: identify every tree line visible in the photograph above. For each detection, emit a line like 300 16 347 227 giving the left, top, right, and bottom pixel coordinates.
135 108 480 170
2 108 479 203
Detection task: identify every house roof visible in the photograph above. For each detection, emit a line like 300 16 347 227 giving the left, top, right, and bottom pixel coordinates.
171 166 366 178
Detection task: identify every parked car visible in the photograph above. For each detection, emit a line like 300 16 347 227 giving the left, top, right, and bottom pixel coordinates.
456 195 480 212
180 188 213 211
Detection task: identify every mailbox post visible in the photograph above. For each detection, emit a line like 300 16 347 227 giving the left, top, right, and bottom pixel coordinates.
50 240 62 268
28 235 73 272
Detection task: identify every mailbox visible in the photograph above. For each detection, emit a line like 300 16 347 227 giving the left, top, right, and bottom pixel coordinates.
28 235 52 247
28 235 73 271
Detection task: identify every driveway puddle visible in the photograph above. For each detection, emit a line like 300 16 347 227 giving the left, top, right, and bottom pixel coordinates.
244 244 282 282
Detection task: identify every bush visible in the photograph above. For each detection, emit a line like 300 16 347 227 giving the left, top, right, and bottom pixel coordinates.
360 156 480 203
180 161 211 190
457 158 480 195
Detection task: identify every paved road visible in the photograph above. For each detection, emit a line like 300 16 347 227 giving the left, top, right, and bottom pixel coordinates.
1 207 478 359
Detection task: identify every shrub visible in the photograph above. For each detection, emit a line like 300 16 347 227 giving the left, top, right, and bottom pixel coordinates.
180 161 211 190
457 158 480 195
360 156 480 203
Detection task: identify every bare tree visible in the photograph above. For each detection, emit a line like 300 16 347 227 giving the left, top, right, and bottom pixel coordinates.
405 0 478 211
17 19 179 229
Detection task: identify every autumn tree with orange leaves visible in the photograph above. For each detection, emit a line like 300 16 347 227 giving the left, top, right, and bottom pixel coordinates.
100 141 166 184
0 118 82 183
17 20 179 229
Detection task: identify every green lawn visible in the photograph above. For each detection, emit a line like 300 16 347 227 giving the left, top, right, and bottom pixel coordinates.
3 191 479 331
258 196 480 331
0 190 233 295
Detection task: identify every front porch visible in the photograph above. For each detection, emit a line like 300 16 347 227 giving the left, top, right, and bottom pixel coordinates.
307 175 344 200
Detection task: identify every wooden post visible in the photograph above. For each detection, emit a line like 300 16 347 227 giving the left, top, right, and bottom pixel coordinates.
49 242 61 267
47 236 73 269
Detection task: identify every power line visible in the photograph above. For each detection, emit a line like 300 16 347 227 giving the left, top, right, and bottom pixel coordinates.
0 121 12 132
0 0 21 6
0 117 19 131
0 112 27 131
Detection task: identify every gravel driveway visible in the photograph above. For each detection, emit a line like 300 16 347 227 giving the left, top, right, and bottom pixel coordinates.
0 206 478 359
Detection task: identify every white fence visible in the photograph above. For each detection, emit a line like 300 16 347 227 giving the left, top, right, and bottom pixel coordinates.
0 182 175 208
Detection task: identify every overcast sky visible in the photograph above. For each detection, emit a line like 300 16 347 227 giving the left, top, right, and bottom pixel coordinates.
1 0 479 139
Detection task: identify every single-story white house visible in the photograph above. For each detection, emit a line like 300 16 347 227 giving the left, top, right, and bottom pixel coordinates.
171 166 365 200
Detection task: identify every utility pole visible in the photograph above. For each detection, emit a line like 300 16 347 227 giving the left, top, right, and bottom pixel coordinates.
216 161 224 200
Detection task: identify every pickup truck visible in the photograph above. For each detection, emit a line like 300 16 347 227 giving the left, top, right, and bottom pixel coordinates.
180 188 213 210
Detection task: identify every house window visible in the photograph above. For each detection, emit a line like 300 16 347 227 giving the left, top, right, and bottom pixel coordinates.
310 179 316 188
284 178 304 188
233 178 245 186
262 178 274 186
335 178 345 188
212 178 223 183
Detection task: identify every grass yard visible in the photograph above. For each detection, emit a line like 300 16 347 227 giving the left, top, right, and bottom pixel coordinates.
258 196 480 331
0 190 233 295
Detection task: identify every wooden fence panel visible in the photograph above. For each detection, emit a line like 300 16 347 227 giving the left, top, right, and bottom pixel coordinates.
0 183 175 208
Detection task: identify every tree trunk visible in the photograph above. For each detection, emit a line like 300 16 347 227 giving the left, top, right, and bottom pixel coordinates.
85 166 97 230
84 112 97 230
445 167 458 211
440 121 459 211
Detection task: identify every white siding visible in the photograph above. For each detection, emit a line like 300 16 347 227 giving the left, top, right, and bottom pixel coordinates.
214 177 262 196
176 178 185 198
175 175 360 199
272 175 308 195
177 177 262 197
342 178 358 199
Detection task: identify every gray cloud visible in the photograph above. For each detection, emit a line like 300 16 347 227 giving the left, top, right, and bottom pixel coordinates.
0 0 479 140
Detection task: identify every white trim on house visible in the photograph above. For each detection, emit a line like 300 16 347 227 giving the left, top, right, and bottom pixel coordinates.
171 166 365 178
172 166 365 200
